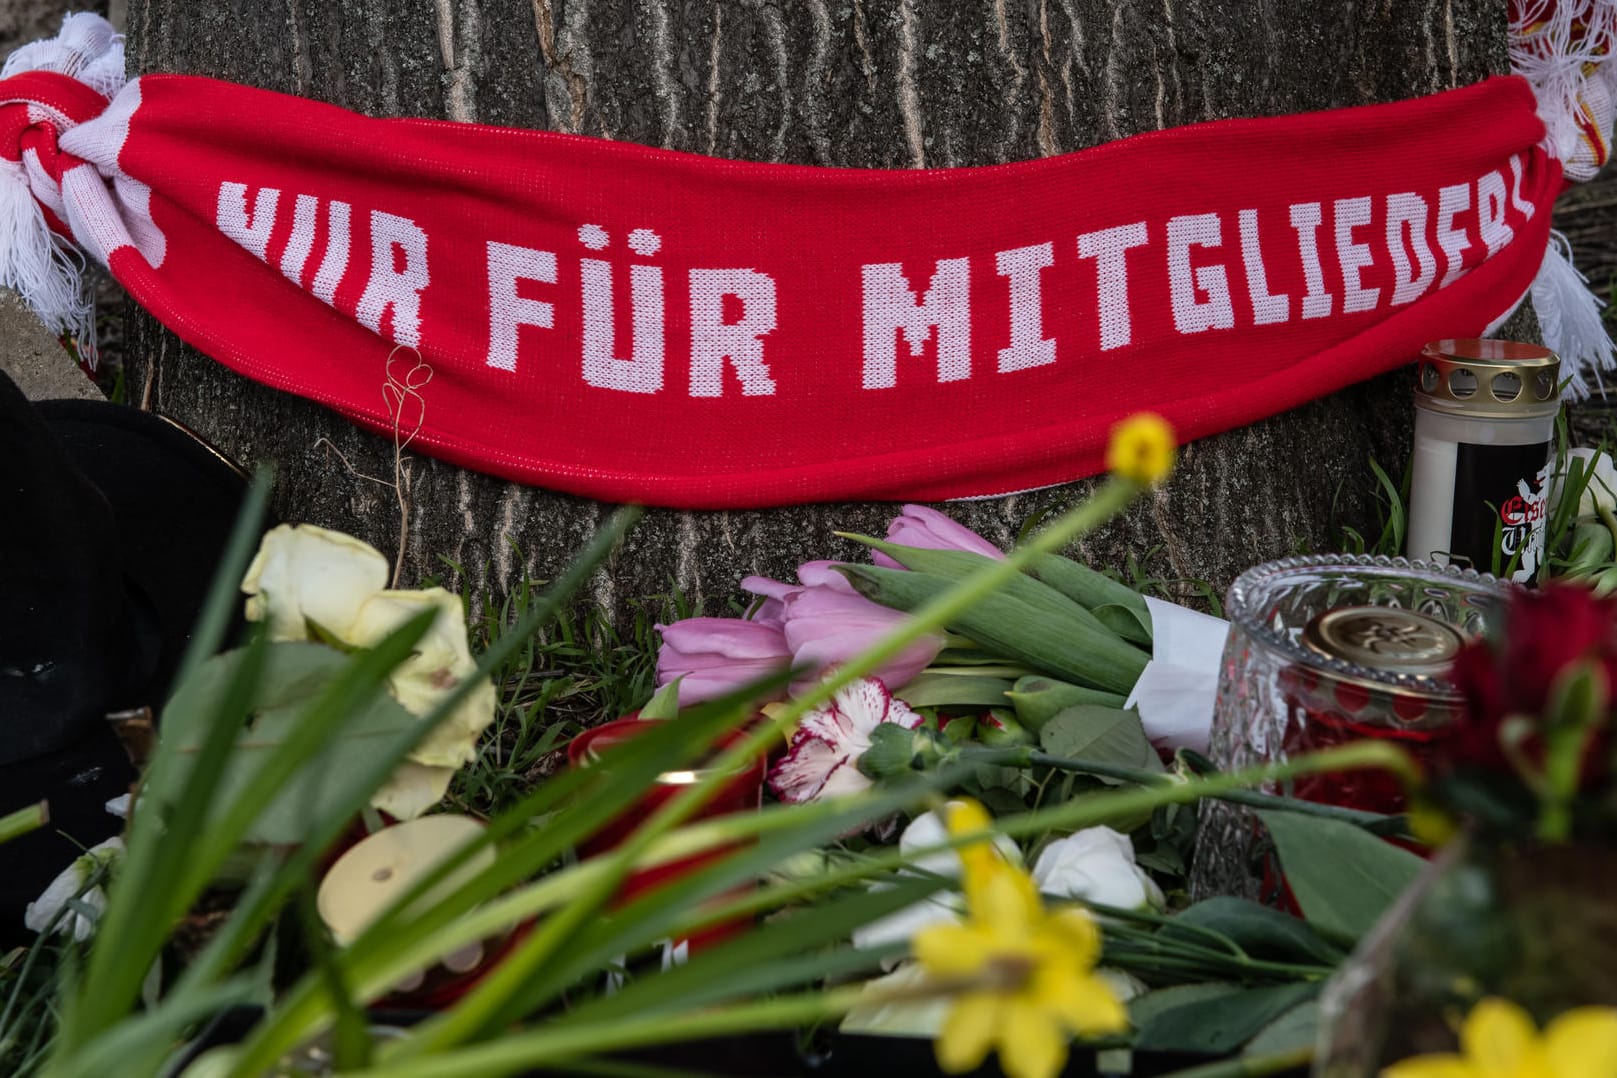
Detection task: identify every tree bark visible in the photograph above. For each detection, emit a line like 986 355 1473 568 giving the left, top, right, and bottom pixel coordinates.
124 0 1511 612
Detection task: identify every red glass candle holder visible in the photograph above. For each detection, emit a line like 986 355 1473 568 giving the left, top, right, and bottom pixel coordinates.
1192 555 1513 902
566 716 766 953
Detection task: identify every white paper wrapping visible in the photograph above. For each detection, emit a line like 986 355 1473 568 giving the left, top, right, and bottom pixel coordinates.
1124 595 1232 752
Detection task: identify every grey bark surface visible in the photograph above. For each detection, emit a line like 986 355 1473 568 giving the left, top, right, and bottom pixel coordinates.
123 0 1509 613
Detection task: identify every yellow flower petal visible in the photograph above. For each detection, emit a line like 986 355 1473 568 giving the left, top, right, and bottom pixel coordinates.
974 864 1043 928
914 922 1000 978
1543 1007 1617 1078
1460 998 1539 1076
936 994 1001 1074
946 799 993 838
1379 1057 1479 1078
1105 413 1175 486
999 1001 1068 1078
1045 907 1103 967
1041 966 1129 1037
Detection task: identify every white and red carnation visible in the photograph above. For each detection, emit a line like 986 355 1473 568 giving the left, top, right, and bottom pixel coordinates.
768 677 923 804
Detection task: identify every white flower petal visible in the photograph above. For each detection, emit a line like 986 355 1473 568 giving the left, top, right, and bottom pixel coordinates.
815 757 873 800
839 963 953 1038
832 677 897 736
1033 826 1161 911
768 735 845 803
370 761 457 819
851 890 964 967
899 804 1022 877
348 588 494 769
25 837 124 940
240 524 389 642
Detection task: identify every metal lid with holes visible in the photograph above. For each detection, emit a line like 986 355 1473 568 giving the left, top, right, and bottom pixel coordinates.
1301 605 1467 677
1415 339 1561 418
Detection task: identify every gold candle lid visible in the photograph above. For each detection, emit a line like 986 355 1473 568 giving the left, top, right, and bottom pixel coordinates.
1301 605 1467 677
1416 339 1560 419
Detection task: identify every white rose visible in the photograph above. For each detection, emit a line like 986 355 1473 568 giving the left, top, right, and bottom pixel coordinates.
1032 826 1165 912
839 962 953 1038
25 837 124 941
1556 448 1617 520
241 524 389 642
239 525 496 820
851 803 1022 966
896 802 1021 877
347 588 497 769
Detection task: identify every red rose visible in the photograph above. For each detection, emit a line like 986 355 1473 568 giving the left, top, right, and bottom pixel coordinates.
1445 582 1617 777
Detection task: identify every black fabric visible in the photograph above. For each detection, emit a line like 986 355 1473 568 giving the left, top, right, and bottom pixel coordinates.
0 371 134 764
0 369 255 945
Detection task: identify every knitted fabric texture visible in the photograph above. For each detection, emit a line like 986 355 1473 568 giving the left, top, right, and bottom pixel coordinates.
0 22 1579 507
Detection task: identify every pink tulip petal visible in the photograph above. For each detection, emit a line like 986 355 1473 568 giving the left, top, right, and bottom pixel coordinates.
740 575 798 602
888 505 1006 561
656 617 790 660
797 561 859 593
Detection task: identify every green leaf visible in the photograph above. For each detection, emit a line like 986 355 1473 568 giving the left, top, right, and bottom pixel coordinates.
1038 707 1163 781
893 672 1014 709
835 565 1147 695
1006 676 1128 731
1022 553 1151 641
163 642 425 846
1160 897 1345 966
639 678 682 720
1127 983 1241 1030
859 722 922 779
558 876 945 1025
1133 981 1317 1054
842 539 1128 645
1242 1000 1320 1058
1256 810 1423 941
1090 601 1153 646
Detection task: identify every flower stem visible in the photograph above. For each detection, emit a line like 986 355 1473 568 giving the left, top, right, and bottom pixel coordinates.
1020 750 1402 832
0 801 48 845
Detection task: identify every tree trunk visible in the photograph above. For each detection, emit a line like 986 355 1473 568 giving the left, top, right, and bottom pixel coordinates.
124 0 1511 612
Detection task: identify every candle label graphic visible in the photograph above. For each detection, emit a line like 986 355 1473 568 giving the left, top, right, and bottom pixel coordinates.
1449 443 1553 582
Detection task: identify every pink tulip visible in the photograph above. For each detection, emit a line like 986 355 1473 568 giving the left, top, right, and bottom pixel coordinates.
742 561 943 694
872 504 1005 569
654 617 792 705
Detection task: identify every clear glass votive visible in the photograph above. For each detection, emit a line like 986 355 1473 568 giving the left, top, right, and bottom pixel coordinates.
1189 554 1513 901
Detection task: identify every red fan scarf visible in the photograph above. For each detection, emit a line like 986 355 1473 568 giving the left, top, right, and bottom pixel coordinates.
0 59 1562 507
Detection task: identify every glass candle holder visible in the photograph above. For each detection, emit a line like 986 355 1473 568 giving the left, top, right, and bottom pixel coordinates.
1190 555 1513 902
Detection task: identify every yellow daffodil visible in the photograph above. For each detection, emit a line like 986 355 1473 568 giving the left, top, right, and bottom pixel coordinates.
913 801 1128 1078
1382 997 1617 1078
1106 413 1175 486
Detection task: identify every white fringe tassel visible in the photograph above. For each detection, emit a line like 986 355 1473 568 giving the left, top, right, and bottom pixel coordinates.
0 13 124 369
1511 0 1617 178
1511 0 1617 398
0 159 95 361
1533 230 1615 398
